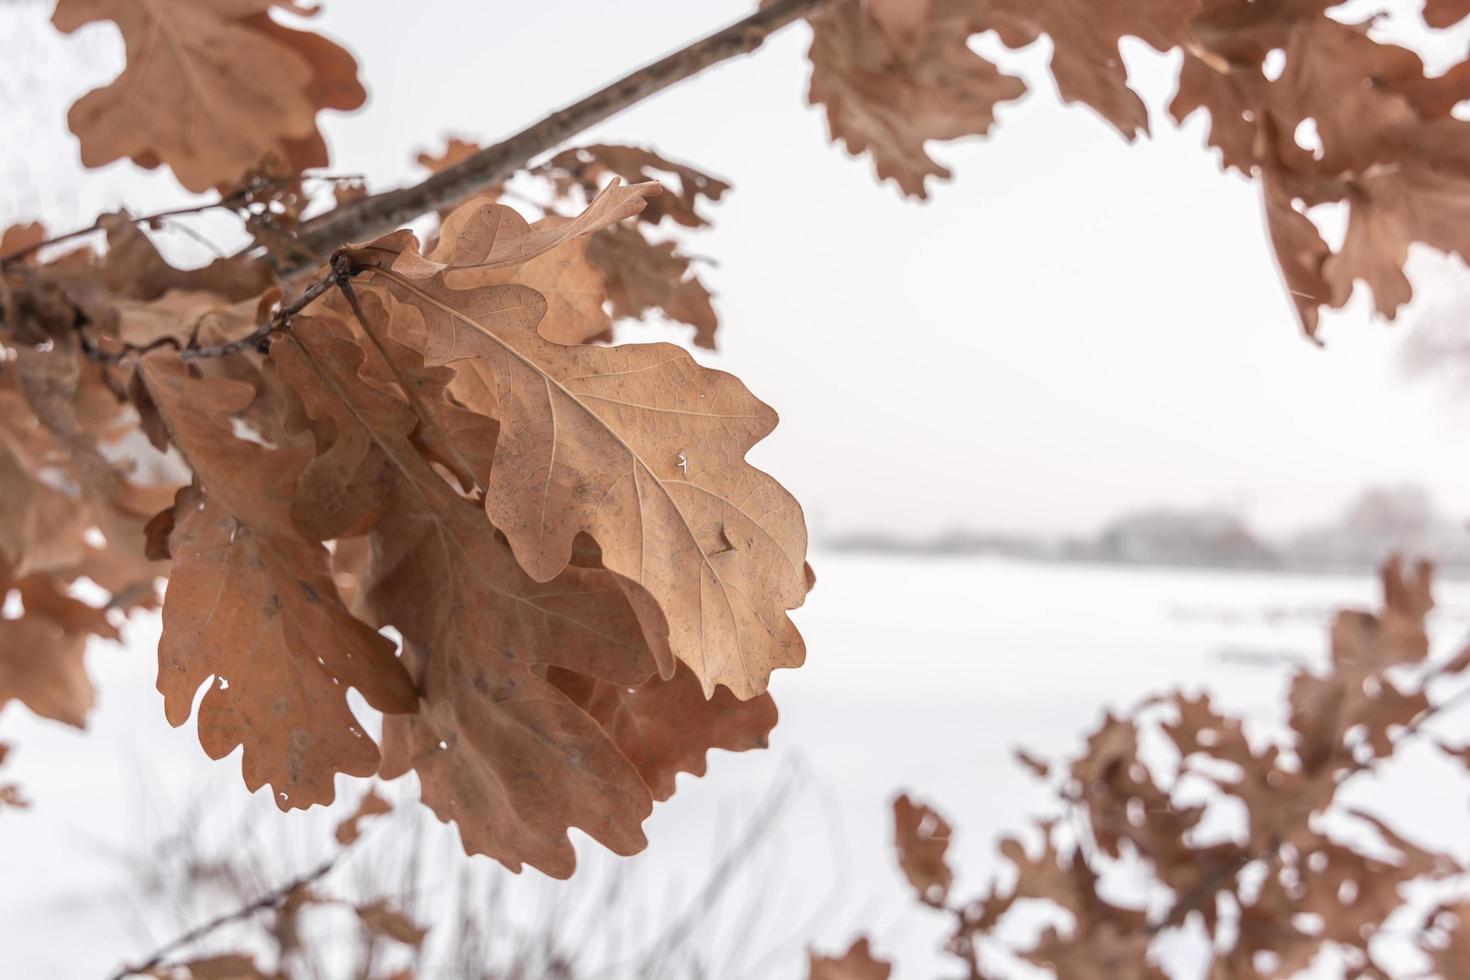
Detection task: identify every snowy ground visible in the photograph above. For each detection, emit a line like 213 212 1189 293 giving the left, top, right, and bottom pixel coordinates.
4 553 1470 979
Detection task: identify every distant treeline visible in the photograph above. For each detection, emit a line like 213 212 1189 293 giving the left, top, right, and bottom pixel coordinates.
823 484 1470 575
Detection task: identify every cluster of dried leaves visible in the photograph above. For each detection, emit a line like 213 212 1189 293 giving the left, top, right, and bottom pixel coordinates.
794 0 1470 335
0 1 810 877
820 560 1470 978
5 0 1469 928
414 139 729 350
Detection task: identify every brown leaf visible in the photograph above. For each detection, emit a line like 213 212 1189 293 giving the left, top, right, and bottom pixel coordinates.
807 937 892 980
356 898 427 948
274 314 663 876
13 344 177 594
335 786 391 845
804 0 1025 198
981 0 1195 140
52 0 362 192
550 662 778 801
416 137 484 175
1024 921 1164 979
1013 747 1050 779
893 793 954 905
344 192 810 700
0 381 93 577
0 574 115 728
166 953 269 980
138 353 417 810
0 223 46 263
101 217 273 303
418 179 661 286
869 0 934 59
1261 164 1332 339
1426 0 1470 27
540 145 731 229
463 206 614 346
588 224 719 349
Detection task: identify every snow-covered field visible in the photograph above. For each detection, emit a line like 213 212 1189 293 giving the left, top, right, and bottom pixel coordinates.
4 554 1470 979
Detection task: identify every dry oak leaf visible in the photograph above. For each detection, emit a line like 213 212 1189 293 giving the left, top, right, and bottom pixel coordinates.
978 0 1196 141
807 937 893 980
868 0 934 60
1426 0 1470 27
344 186 810 699
588 223 720 350
0 574 117 728
0 222 46 263
356 899 428 948
52 0 361 193
1325 162 1470 319
138 353 416 810
0 383 94 578
416 136 484 175
13 344 178 594
444 199 614 346
274 315 663 876
1025 920 1164 980
1261 162 1333 339
335 786 391 845
893 792 954 904
804 0 1025 198
148 954 272 980
541 144 732 229
549 661 778 801
101 216 273 304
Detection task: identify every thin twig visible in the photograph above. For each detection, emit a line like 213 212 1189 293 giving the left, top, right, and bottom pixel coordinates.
1 194 251 266
272 0 838 277
0 171 362 266
72 267 342 366
107 854 339 980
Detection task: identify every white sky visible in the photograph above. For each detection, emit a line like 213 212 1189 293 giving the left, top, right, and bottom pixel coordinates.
5 0 1470 538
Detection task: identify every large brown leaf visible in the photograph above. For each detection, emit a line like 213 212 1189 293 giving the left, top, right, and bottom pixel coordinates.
52 0 362 192
804 0 1025 198
344 189 810 700
274 314 665 875
0 574 117 728
138 353 416 810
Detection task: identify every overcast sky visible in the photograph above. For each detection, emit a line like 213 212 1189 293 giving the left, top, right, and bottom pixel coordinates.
5 0 1470 538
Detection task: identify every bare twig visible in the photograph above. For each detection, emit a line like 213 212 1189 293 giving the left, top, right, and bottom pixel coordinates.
0 171 364 266
107 854 339 980
1 192 254 266
73 267 342 366
272 0 838 276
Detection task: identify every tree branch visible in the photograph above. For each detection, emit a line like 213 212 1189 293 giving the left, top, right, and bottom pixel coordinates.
73 267 342 365
108 854 339 980
275 0 837 277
